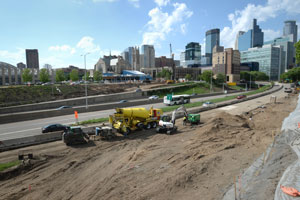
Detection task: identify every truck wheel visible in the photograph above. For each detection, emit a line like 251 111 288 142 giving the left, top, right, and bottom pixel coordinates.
123 128 131 136
151 122 157 128
146 123 151 129
167 130 171 135
137 123 144 130
156 127 161 133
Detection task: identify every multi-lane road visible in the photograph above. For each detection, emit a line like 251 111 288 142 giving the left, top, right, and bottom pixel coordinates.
0 86 283 141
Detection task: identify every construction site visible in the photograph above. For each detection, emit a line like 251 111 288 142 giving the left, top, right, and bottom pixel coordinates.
0 84 300 200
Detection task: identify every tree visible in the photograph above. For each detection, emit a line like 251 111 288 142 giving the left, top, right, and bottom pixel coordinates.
215 73 226 86
295 40 300 66
22 68 33 83
280 67 300 82
83 71 90 81
185 74 192 81
201 70 213 83
39 68 50 83
93 71 102 82
55 69 65 82
70 69 79 81
158 69 172 80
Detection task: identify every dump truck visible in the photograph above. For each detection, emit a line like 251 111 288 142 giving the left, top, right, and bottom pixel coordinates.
109 107 163 135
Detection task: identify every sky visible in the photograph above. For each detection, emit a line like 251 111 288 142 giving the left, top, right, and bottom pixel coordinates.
0 0 299 69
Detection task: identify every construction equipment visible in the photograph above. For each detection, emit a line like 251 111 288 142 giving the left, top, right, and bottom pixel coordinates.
109 107 163 136
62 126 90 145
96 126 115 140
157 106 200 134
185 114 200 125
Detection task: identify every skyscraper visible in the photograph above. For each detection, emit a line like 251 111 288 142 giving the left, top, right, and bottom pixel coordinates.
140 45 155 68
122 47 140 71
283 20 298 44
205 29 220 65
237 19 264 51
185 42 201 67
26 49 39 69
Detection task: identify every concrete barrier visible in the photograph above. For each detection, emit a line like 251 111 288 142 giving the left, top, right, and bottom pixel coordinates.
0 90 241 124
0 131 62 152
0 85 281 152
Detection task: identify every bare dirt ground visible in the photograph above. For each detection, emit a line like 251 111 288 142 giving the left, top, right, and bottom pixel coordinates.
0 92 297 200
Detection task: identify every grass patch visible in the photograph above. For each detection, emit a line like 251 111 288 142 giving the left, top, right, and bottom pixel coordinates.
75 84 271 125
0 160 20 172
73 117 109 126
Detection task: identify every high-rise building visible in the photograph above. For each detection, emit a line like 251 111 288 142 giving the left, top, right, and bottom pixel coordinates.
140 45 155 68
237 19 264 51
265 36 294 70
283 20 298 44
184 42 201 67
180 51 186 67
240 44 285 81
205 29 220 65
121 47 140 71
26 49 39 69
212 46 240 83
235 31 245 50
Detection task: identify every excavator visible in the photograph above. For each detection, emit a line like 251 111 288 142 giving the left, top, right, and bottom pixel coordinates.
156 106 200 134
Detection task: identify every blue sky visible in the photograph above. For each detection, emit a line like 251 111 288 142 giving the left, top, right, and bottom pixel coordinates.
0 0 299 69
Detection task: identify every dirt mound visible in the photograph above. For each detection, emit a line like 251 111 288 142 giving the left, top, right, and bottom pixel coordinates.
0 93 297 200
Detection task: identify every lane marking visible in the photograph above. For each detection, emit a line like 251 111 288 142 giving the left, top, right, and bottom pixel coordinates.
0 127 41 136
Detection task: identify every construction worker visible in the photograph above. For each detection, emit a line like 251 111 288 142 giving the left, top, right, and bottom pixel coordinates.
183 116 187 125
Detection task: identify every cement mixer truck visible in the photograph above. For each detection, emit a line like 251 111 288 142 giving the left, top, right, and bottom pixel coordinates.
109 107 163 135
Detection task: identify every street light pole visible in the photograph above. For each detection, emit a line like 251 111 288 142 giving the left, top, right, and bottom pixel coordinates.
250 73 251 91
210 70 213 93
81 52 90 109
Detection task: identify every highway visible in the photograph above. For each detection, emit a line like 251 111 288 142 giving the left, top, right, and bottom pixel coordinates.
0 87 279 141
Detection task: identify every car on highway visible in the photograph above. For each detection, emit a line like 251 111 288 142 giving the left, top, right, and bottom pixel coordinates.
56 106 72 110
119 100 128 103
202 101 216 107
148 95 159 100
237 95 247 99
42 124 69 133
284 88 292 93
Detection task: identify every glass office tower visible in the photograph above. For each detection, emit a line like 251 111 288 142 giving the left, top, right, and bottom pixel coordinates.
205 29 220 65
238 19 264 51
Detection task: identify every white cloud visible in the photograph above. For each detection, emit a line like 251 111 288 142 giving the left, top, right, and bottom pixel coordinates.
142 2 193 45
92 0 118 2
0 48 25 65
76 36 100 53
128 0 139 8
263 29 281 41
180 24 187 34
154 0 170 7
49 45 71 51
220 0 300 48
49 45 76 55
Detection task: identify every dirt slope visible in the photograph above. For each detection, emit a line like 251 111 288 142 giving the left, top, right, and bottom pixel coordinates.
0 94 297 200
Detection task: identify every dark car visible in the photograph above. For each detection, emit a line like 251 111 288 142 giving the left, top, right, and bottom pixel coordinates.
42 124 69 133
237 95 247 99
56 106 72 110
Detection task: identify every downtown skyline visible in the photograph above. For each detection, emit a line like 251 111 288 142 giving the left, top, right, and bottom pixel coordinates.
0 0 299 69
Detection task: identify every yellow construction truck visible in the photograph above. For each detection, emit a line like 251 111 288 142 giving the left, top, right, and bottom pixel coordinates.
109 107 163 136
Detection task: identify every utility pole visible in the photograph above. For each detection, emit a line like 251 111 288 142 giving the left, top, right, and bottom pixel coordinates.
81 52 90 109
